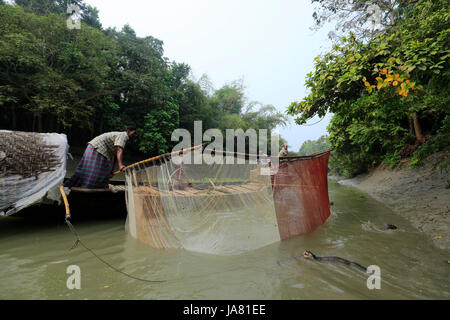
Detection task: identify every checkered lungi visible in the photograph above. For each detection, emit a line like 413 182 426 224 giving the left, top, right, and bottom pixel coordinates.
64 144 112 189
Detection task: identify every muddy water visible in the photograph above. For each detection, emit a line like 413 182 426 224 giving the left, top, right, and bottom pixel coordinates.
0 180 448 299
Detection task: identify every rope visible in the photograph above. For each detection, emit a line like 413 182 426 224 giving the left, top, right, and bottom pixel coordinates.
60 185 167 283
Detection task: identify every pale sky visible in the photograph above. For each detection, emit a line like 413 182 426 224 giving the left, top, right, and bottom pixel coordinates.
85 0 333 151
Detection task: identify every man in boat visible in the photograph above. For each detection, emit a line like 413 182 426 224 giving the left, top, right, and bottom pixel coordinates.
64 126 138 189
278 144 288 157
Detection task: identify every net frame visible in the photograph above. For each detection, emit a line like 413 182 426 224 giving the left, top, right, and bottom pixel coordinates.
124 145 331 255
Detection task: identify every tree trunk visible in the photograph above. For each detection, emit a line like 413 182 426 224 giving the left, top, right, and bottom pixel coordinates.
408 115 414 135
38 114 43 132
411 113 425 144
10 106 16 130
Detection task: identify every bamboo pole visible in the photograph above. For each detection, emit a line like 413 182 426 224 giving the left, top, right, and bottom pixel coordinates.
59 185 71 220
112 144 204 176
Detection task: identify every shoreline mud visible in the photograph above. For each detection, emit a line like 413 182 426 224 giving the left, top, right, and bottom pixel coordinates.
330 151 450 251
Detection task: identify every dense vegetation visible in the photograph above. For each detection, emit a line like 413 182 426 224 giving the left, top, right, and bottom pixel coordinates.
0 1 287 156
289 0 449 177
294 135 330 156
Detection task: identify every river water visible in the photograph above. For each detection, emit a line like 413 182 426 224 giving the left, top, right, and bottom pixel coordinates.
0 180 448 299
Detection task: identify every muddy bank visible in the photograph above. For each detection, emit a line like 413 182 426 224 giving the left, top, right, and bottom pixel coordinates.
332 151 450 251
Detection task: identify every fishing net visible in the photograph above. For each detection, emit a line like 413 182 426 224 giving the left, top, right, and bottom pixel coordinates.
125 147 331 255
0 130 68 216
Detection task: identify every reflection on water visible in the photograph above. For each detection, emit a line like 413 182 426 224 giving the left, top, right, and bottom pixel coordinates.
0 180 448 299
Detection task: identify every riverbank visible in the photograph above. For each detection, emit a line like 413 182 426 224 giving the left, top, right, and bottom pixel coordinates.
331 151 450 251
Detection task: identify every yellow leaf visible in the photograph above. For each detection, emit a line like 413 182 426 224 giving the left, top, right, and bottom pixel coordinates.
377 83 383 90
364 81 370 87
380 68 387 75
393 81 398 86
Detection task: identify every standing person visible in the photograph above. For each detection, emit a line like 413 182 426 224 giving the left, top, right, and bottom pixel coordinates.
64 126 138 189
279 144 288 157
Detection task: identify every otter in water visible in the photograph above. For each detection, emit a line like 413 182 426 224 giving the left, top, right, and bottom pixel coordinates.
380 224 397 230
303 250 367 272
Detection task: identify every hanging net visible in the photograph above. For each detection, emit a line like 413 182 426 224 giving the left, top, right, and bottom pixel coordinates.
124 147 331 255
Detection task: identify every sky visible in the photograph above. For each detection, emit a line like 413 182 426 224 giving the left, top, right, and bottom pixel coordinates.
84 0 334 151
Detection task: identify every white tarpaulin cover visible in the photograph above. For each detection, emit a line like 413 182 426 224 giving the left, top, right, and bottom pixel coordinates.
0 130 68 216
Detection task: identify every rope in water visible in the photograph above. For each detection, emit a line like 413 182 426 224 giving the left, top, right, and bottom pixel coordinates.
59 185 167 283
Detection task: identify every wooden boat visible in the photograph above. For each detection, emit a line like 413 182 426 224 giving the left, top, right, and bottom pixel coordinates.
13 180 127 221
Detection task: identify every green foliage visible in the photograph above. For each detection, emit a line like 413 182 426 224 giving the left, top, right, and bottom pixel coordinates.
311 0 409 40
410 115 450 167
297 135 330 156
212 80 246 115
140 102 179 154
14 0 102 29
0 5 117 139
383 152 402 168
289 0 450 177
0 3 287 158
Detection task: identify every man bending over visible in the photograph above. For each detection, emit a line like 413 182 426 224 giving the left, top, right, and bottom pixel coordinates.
64 126 138 189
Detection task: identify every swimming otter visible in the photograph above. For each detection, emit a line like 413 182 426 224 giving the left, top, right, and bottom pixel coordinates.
303 250 367 272
380 224 397 230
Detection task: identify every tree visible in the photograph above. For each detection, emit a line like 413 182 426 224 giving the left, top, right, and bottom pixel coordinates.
311 0 412 40
198 73 214 97
13 0 102 29
289 0 449 176
0 4 291 159
212 79 246 114
140 101 179 154
298 135 330 156
0 5 117 137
